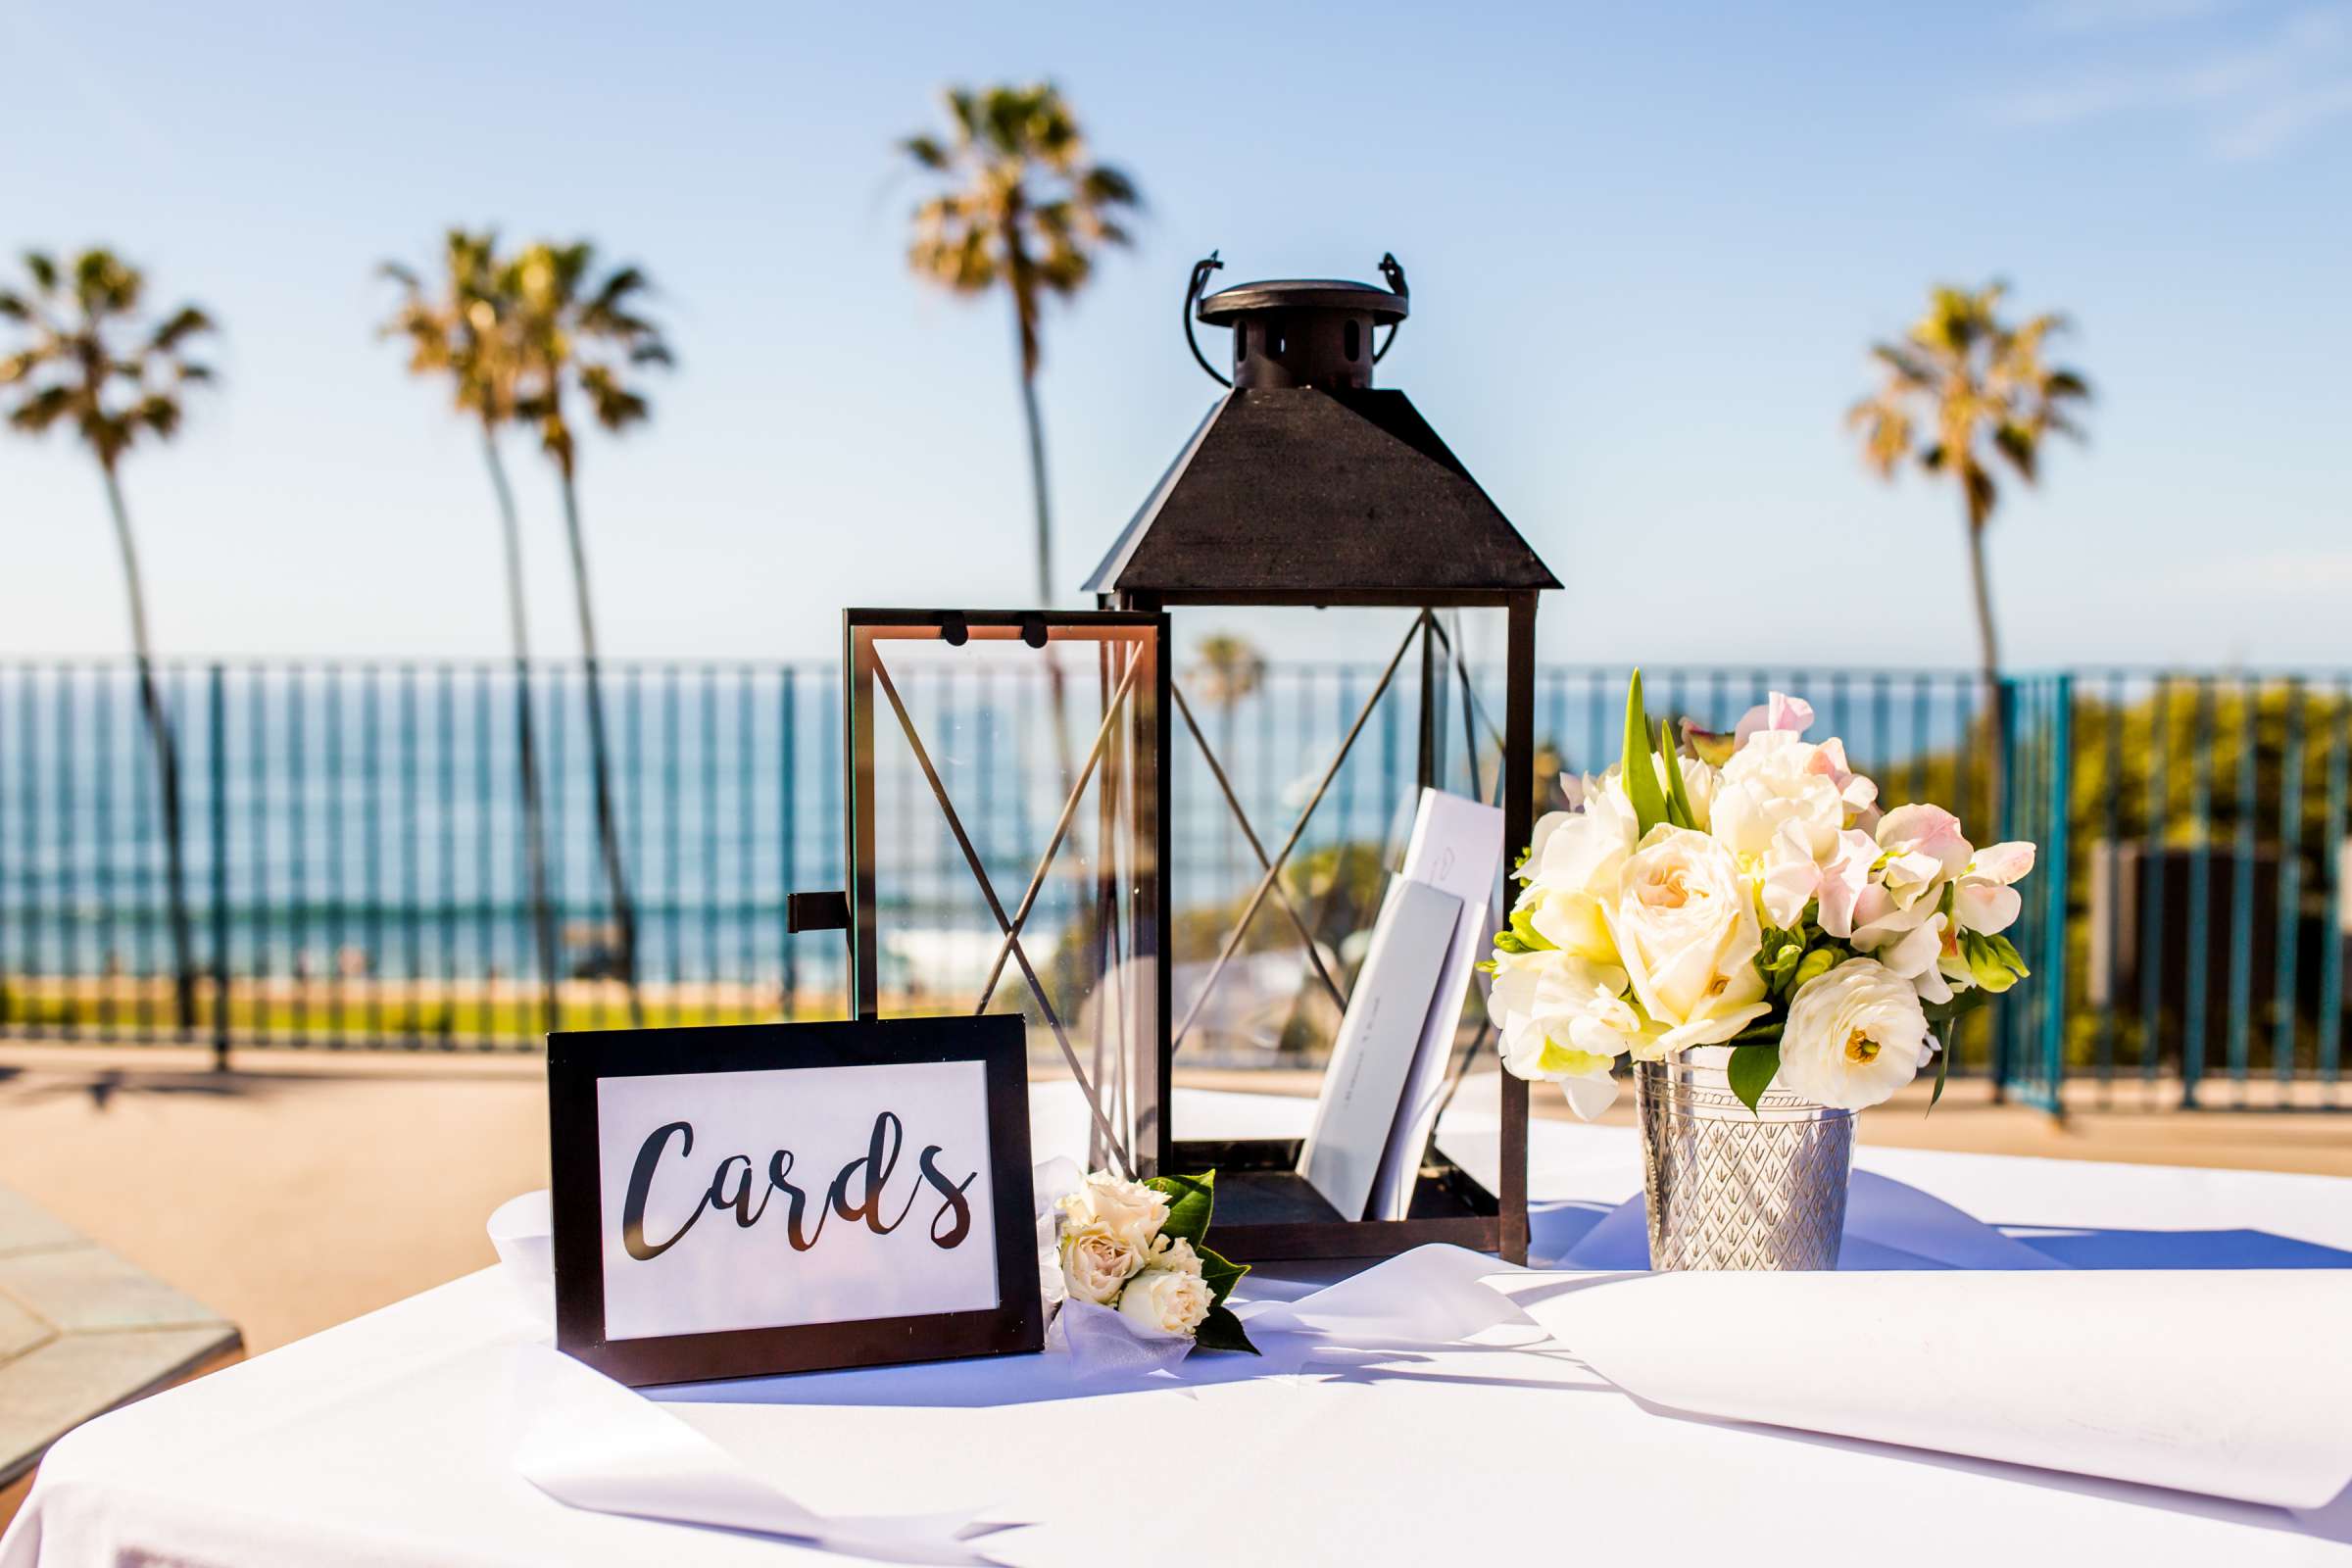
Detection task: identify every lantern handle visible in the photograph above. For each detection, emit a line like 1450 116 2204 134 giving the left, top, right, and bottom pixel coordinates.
1373 252 1408 364
1184 251 1233 388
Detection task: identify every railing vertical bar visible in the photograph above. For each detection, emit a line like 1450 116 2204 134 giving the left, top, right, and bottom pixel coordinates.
93 667 117 1039
738 668 756 1016
2140 676 2172 1083
399 668 419 1047
437 665 457 1050
2097 673 2123 1090
208 664 229 1067
290 667 310 1045
325 668 346 1046
663 667 682 1005
627 667 645 1030
364 667 385 1047
473 666 494 1047
551 670 571 1031
2043 675 2074 1103
2182 678 2216 1106
2274 679 2305 1088
55 664 77 1034
250 667 270 1044
701 667 719 1023
2318 677 2348 1089
2227 678 2260 1098
779 668 799 1019
16 670 38 1037
817 670 839 1011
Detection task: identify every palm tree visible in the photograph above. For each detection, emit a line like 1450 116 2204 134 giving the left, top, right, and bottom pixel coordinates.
899 83 1140 605
1191 633 1265 893
510 240 671 1019
0 249 213 1031
1848 281 2092 690
378 230 561 1026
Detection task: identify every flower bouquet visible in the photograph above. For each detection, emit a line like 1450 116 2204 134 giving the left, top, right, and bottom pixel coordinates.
1487 671 2036 1267
1041 1169 1258 1359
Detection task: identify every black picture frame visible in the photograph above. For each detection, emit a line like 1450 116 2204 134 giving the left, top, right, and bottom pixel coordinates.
548 1014 1041 1387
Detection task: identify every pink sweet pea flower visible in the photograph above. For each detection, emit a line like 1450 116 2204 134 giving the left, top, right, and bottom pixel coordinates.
1734 691 1816 747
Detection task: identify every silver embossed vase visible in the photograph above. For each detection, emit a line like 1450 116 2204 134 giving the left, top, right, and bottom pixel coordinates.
1635 1044 1853 1270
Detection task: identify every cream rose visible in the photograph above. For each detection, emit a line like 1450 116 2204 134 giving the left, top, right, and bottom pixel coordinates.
1712 732 1850 867
1609 826 1770 1052
1057 1171 1167 1253
1059 1222 1148 1305
1117 1266 1212 1338
1778 956 1936 1110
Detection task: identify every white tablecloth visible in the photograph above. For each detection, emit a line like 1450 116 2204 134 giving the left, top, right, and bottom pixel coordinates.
8 1086 2351 1567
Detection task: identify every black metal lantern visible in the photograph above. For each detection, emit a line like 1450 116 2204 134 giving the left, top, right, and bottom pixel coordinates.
802 254 1554 1268
1085 255 1558 1265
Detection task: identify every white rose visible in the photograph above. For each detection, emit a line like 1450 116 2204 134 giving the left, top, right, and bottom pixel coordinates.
1143 1235 1204 1276
1610 826 1770 1052
1487 947 1653 1118
1057 1171 1167 1253
1712 731 1851 871
1779 957 1936 1111
1525 785 1637 895
1059 1222 1148 1305
1117 1267 1212 1338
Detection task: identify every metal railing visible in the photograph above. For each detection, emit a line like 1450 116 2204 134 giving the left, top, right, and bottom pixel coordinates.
0 661 2342 1107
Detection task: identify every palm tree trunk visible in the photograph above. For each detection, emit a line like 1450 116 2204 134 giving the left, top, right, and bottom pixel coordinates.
1965 510 2009 841
484 427 562 1032
100 461 197 1034
1017 364 1053 606
1966 514 2002 691
1011 316 1078 793
554 459 643 1024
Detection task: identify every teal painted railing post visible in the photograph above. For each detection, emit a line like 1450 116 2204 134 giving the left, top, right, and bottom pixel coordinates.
1991 676 2020 1099
2039 675 2074 1108
2275 682 2305 1084
2227 681 2260 1094
209 663 230 1070
2183 682 2216 1107
2319 681 2348 1086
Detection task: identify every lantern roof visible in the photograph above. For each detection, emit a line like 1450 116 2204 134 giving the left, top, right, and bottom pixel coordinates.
1082 384 1560 600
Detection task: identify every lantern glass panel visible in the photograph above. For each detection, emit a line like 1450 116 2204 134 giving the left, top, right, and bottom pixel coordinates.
1155 602 1521 1256
844 611 1166 1178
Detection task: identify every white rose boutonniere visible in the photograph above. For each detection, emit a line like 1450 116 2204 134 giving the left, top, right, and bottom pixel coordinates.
1041 1171 1256 1355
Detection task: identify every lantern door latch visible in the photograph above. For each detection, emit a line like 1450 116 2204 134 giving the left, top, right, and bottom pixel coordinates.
786 891 850 933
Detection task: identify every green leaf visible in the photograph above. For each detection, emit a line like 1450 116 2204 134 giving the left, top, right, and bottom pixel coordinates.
1619 669 1669 837
1194 1301 1259 1355
1930 1021 1952 1111
1727 1041 1781 1113
1143 1171 1215 1248
1658 718 1698 829
1195 1242 1249 1309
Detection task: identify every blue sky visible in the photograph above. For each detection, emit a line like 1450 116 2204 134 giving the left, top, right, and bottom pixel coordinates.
1 0 2345 669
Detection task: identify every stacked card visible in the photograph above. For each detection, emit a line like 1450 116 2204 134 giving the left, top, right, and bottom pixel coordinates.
1298 788 1504 1221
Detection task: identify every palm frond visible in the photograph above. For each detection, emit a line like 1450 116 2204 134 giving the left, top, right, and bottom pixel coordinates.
8 383 73 431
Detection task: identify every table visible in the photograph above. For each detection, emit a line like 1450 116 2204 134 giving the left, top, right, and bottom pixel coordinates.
7 1086 2350 1567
